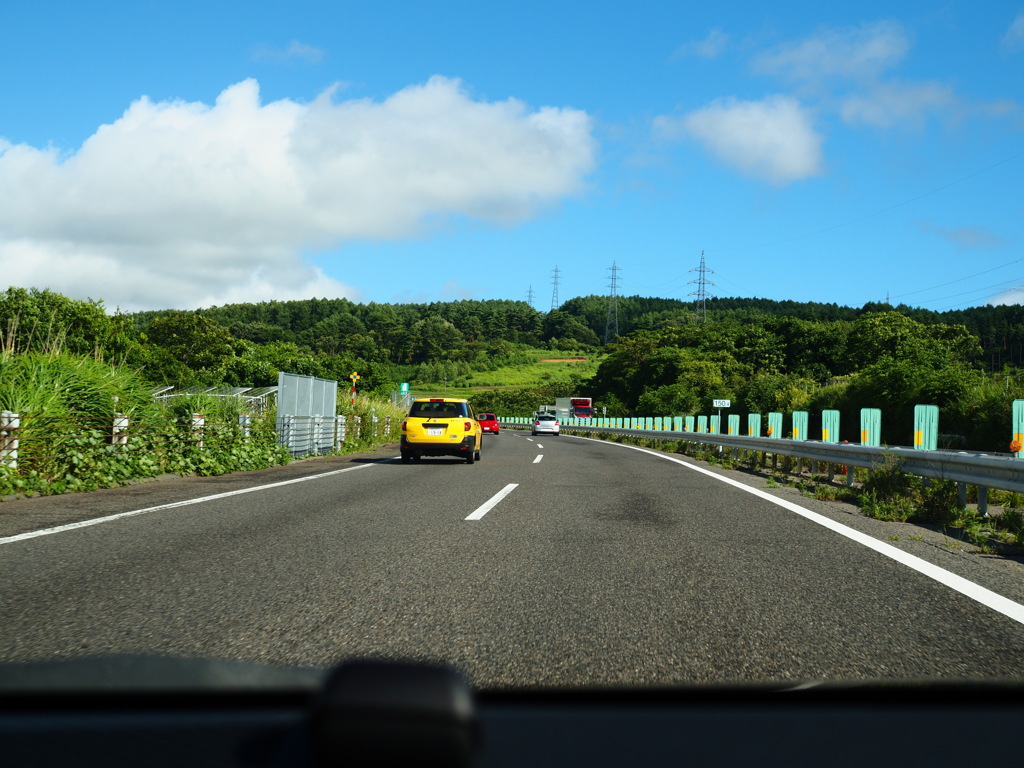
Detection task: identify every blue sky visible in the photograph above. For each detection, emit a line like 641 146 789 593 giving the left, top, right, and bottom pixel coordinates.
1 1 1022 313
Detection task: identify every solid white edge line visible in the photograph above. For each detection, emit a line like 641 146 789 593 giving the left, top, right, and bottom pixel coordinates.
582 436 1024 627
0 461 387 546
466 483 519 521
533 455 544 464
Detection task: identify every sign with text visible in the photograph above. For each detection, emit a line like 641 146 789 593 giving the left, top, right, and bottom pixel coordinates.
712 399 731 408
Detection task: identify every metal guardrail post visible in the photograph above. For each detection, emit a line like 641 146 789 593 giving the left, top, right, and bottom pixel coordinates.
279 414 293 452
112 413 128 447
1 410 19 469
191 413 205 449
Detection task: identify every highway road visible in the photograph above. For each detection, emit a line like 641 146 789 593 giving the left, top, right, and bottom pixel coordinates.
2 430 1024 688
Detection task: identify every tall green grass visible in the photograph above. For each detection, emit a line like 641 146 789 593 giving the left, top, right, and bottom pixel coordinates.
0 350 154 419
0 350 409 498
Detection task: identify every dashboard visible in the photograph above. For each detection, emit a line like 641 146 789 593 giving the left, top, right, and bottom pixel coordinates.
2 658 1022 767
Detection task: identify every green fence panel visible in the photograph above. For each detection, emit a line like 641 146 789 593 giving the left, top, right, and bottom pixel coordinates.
685 416 695 433
747 414 761 437
914 404 939 450
710 415 720 434
767 412 782 439
860 408 881 447
822 410 840 443
791 411 808 441
1012 400 1024 458
728 414 740 435
697 416 708 433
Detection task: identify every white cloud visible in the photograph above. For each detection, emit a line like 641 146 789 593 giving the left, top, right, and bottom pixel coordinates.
917 221 1005 250
0 77 595 311
440 280 477 301
840 80 958 129
1004 12 1024 50
753 21 909 84
253 39 326 63
655 95 823 185
674 28 731 60
753 21 1001 131
990 287 1024 306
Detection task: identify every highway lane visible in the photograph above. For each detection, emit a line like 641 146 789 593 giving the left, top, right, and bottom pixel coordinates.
2 430 1024 687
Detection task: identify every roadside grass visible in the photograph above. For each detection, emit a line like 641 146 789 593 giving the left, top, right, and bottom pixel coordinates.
0 350 404 499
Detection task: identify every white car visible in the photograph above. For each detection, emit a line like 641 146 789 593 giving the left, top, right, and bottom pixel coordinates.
531 414 560 436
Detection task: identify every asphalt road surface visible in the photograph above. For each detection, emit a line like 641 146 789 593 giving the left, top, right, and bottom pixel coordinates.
2 431 1024 688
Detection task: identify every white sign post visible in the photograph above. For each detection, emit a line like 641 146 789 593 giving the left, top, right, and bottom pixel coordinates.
713 399 730 435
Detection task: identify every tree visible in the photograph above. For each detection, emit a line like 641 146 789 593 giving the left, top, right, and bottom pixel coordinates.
541 310 600 346
847 312 978 370
405 316 465 363
302 312 367 355
143 312 236 376
738 372 812 415
637 384 701 415
735 325 783 372
0 286 112 356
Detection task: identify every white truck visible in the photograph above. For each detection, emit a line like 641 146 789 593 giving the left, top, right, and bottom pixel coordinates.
555 397 594 420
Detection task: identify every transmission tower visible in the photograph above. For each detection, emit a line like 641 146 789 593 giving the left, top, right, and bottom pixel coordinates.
687 250 716 322
550 266 561 312
605 261 621 344
526 284 535 308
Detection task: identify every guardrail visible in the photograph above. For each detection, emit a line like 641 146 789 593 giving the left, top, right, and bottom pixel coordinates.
501 418 1023 514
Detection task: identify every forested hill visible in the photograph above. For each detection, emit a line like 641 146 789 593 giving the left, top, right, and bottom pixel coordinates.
5 286 1024 449
125 293 1024 371
556 295 1024 369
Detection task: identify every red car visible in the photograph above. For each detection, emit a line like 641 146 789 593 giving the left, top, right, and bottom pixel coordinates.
476 412 500 435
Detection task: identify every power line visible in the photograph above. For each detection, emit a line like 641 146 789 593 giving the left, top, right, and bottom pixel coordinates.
892 256 1024 300
919 276 1024 310
550 266 561 312
525 284 535 309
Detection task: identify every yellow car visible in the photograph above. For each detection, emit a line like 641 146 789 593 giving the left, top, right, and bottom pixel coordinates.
400 397 482 464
